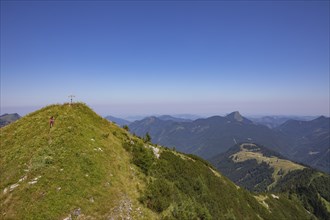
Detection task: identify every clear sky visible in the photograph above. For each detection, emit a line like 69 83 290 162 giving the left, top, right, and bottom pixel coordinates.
1 0 329 117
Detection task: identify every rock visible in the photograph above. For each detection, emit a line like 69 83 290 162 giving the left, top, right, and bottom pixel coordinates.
107 194 133 220
150 145 160 158
63 214 72 220
91 138 95 142
271 194 279 199
18 176 27 182
57 187 61 191
3 187 8 194
32 176 41 181
94 147 103 152
10 183 19 191
72 208 81 216
28 181 38 185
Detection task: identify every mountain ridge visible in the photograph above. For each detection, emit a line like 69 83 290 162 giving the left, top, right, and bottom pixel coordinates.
129 112 329 173
0 113 21 127
129 111 290 159
276 116 330 173
211 142 330 219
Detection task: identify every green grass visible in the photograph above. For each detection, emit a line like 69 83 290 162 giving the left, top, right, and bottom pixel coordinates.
0 103 156 219
321 197 330 213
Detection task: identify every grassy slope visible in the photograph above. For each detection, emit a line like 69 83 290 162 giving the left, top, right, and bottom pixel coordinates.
0 104 312 220
231 143 305 187
0 103 156 219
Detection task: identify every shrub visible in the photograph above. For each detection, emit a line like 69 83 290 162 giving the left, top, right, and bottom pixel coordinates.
122 125 130 131
132 143 155 175
144 132 151 143
140 178 175 212
122 141 155 175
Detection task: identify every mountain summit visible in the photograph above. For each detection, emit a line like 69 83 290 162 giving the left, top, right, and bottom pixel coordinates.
226 111 243 122
0 103 314 219
226 111 253 124
0 113 21 127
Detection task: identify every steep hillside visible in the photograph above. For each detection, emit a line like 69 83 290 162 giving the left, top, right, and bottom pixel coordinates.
0 113 21 127
129 111 290 159
1 104 313 219
277 116 330 173
211 143 330 219
0 103 156 219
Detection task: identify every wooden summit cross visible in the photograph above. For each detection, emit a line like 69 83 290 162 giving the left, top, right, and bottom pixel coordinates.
68 95 75 105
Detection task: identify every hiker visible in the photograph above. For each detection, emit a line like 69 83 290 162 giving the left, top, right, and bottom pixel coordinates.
49 116 55 128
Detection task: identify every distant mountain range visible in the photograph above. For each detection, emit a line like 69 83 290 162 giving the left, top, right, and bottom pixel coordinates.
211 143 330 220
157 115 192 122
129 112 330 173
105 115 131 126
129 111 290 158
249 115 317 129
0 113 21 127
105 114 192 126
276 116 330 173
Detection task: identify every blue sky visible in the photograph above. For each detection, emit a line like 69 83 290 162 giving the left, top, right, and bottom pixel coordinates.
1 0 329 117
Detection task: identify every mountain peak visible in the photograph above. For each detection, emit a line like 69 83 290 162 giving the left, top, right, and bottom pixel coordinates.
314 115 328 121
0 113 21 127
226 111 243 122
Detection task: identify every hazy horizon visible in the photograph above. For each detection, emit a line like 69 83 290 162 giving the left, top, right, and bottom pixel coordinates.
1 1 329 117
1 102 327 119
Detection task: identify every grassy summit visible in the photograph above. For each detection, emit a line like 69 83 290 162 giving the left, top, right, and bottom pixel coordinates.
0 103 156 219
0 103 313 219
231 143 305 188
